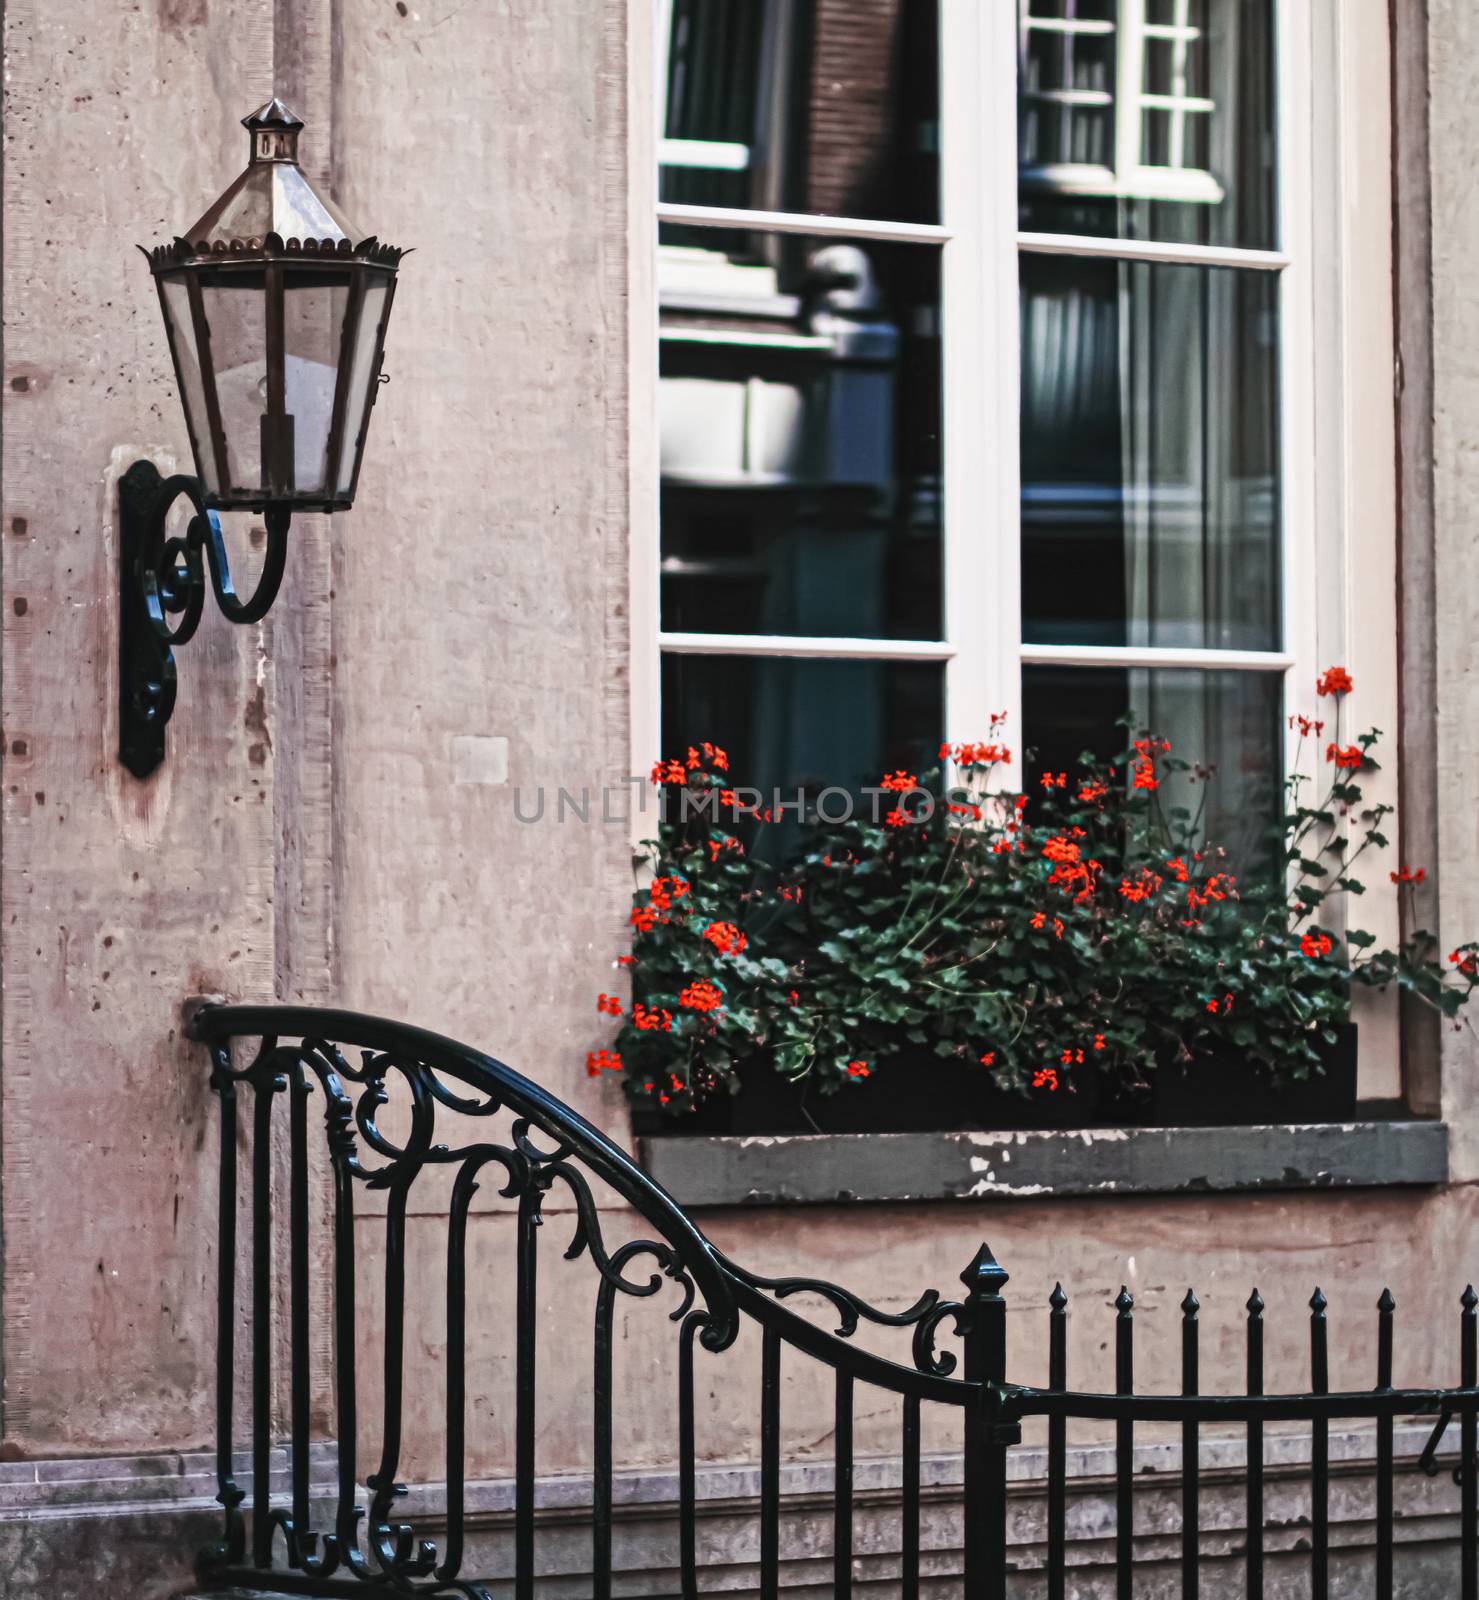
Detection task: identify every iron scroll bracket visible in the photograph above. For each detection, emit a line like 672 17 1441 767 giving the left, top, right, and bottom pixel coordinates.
118 458 290 778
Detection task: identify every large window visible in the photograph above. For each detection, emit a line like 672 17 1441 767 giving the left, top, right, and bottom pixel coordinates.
645 2 1382 879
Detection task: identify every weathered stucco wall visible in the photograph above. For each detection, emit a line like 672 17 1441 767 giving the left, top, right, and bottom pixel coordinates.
329 0 634 1124
1 0 281 1457
3 0 1479 1527
0 0 639 1463
367 1184 1479 1485
1429 0 1479 1184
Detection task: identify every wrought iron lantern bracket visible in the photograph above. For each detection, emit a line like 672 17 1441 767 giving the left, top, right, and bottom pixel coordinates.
118 461 290 778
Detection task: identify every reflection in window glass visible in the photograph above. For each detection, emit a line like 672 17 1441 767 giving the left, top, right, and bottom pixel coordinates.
662 655 943 818
1023 665 1282 872
1018 0 1276 250
660 0 940 227
1019 253 1280 653
660 228 942 639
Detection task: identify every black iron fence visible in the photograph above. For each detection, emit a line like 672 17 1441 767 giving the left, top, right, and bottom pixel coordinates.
188 1004 1477 1599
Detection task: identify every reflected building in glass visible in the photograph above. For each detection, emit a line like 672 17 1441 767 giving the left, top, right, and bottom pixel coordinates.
1017 0 1283 864
657 0 943 802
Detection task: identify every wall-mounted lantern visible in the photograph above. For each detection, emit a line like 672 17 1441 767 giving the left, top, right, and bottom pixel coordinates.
120 97 404 777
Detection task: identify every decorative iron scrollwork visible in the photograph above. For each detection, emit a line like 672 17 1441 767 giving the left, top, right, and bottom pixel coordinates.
187 1004 984 1599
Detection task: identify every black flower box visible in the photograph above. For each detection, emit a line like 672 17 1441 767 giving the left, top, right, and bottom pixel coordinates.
635 1024 1358 1138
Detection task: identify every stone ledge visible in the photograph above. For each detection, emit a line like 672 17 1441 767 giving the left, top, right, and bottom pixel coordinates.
638 1119 1450 1207
188 1424 1465 1599
12 1426 1465 1599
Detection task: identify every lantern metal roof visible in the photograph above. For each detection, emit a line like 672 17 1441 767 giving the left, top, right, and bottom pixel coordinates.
185 98 356 251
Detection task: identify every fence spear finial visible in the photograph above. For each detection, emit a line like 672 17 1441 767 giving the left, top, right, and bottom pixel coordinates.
960 1242 1009 1297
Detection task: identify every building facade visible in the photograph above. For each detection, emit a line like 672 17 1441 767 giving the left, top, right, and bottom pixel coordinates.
4 0 1479 1593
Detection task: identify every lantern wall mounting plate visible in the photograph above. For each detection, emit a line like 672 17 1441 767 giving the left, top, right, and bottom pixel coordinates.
119 97 405 778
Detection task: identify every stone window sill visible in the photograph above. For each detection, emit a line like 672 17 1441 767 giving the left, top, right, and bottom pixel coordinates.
637 1118 1449 1207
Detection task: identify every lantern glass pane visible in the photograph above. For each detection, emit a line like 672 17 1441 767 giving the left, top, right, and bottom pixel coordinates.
283 269 351 494
160 277 219 496
337 277 390 495
201 271 267 496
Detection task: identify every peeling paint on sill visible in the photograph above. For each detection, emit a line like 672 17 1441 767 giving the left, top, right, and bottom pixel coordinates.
637 1120 1450 1208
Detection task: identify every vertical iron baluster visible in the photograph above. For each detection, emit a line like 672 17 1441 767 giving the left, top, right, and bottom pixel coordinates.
1181 1290 1199 1599
251 1074 276 1569
760 1326 781 1600
212 1052 247 1563
1462 1286 1477 1600
902 1396 921 1600
679 1313 701 1600
365 1179 412 1554
834 1369 854 1599
593 1276 616 1600
960 1244 1012 1600
327 1095 361 1568
1310 1289 1329 1600
515 1186 540 1600
1376 1288 1396 1600
1115 1287 1134 1600
1246 1290 1264 1599
288 1068 312 1548
439 1159 483 1583
1047 1284 1068 1600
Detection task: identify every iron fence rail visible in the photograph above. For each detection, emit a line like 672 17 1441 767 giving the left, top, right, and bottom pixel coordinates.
187 1003 1477 1599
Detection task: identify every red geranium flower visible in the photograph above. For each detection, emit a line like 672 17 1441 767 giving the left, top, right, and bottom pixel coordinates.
679 980 724 1014
702 921 747 956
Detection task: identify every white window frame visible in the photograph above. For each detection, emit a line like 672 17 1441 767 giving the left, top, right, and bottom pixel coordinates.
630 1 1399 1090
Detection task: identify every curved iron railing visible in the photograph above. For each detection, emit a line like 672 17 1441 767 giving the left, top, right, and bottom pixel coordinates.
187 1004 1012 1600
190 1004 1479 1600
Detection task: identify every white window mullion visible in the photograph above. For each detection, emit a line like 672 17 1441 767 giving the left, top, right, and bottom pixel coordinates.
656 201 954 247
630 0 664 803
941 0 1021 778
658 632 957 664
1018 231 1290 271
1022 644 1296 673
1276 0 1320 787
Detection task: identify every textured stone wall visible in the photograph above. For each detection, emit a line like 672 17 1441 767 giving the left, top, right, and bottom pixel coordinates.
0 0 637 1463
1429 0 1479 1182
1 0 280 1459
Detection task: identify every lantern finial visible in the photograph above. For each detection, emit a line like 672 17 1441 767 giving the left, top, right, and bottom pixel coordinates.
243 96 305 165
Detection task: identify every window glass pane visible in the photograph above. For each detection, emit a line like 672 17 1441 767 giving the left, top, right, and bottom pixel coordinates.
1022 664 1282 871
661 654 943 820
660 228 942 639
1019 254 1280 652
1018 0 1276 250
660 0 939 227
